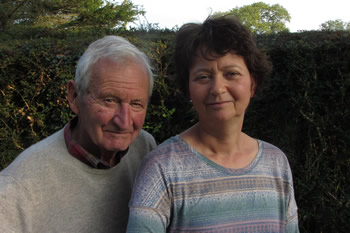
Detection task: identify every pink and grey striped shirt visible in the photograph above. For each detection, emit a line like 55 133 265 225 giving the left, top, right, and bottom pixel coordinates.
127 135 299 233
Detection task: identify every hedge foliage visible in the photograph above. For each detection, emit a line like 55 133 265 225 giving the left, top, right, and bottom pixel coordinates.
246 31 350 232
0 29 349 232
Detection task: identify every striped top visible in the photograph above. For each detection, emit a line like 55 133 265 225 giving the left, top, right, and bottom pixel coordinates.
127 136 299 233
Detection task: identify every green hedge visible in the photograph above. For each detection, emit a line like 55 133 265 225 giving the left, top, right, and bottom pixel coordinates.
247 31 350 232
0 29 349 233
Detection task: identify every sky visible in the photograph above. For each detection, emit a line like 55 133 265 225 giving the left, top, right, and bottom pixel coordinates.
130 0 350 32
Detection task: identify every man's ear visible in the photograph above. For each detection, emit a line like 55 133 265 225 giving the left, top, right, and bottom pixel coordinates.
67 80 79 115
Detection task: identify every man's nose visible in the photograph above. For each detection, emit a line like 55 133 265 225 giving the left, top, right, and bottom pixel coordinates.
113 103 132 130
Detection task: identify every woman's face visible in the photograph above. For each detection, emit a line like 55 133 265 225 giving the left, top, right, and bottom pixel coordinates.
188 52 255 125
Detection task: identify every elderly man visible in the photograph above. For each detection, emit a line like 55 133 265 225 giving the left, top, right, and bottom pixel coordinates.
0 36 156 232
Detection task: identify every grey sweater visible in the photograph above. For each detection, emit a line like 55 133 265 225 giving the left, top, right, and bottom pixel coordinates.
0 128 156 233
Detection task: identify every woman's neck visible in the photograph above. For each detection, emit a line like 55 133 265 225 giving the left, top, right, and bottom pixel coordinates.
181 122 258 169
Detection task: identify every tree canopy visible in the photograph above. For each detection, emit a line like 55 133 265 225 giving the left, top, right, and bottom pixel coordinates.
0 0 144 32
319 19 350 31
214 2 291 34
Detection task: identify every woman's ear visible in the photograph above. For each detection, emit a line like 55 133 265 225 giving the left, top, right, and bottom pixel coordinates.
67 80 79 115
250 77 257 98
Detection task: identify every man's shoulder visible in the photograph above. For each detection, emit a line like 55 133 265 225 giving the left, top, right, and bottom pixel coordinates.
1 128 67 177
138 129 155 140
133 129 157 148
19 128 65 158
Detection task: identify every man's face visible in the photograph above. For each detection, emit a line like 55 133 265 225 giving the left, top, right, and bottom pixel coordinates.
69 58 149 156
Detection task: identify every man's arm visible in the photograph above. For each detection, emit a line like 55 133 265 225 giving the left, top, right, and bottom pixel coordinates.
0 175 32 233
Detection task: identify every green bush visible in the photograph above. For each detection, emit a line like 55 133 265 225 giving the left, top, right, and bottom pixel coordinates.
0 39 76 166
0 29 349 232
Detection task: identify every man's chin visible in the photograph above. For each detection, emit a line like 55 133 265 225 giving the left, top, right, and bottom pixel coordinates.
104 140 132 152
102 133 137 151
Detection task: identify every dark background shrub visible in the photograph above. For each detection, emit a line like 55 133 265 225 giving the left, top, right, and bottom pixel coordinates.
0 29 349 233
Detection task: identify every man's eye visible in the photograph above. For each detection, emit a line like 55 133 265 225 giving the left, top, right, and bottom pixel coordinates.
104 98 117 104
131 102 144 109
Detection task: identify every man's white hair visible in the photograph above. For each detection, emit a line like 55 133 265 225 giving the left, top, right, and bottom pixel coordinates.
75 35 154 97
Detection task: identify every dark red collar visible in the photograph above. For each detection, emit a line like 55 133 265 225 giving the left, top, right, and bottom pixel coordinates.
64 117 126 169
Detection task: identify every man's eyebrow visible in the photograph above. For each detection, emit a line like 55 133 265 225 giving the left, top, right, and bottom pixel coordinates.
131 99 147 103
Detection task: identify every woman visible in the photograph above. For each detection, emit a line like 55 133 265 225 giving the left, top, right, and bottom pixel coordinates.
127 16 299 233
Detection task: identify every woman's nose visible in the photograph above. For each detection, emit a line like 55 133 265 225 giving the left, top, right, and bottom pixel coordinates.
210 76 226 96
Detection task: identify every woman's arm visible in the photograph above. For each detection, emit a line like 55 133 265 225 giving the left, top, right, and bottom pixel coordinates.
126 151 172 233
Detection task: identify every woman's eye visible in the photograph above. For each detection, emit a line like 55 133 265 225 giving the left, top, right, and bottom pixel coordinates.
226 72 238 78
196 75 210 81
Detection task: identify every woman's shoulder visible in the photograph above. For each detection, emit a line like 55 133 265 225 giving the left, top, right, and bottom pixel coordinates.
142 135 182 160
256 139 293 173
147 135 187 156
258 140 285 154
140 135 199 171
